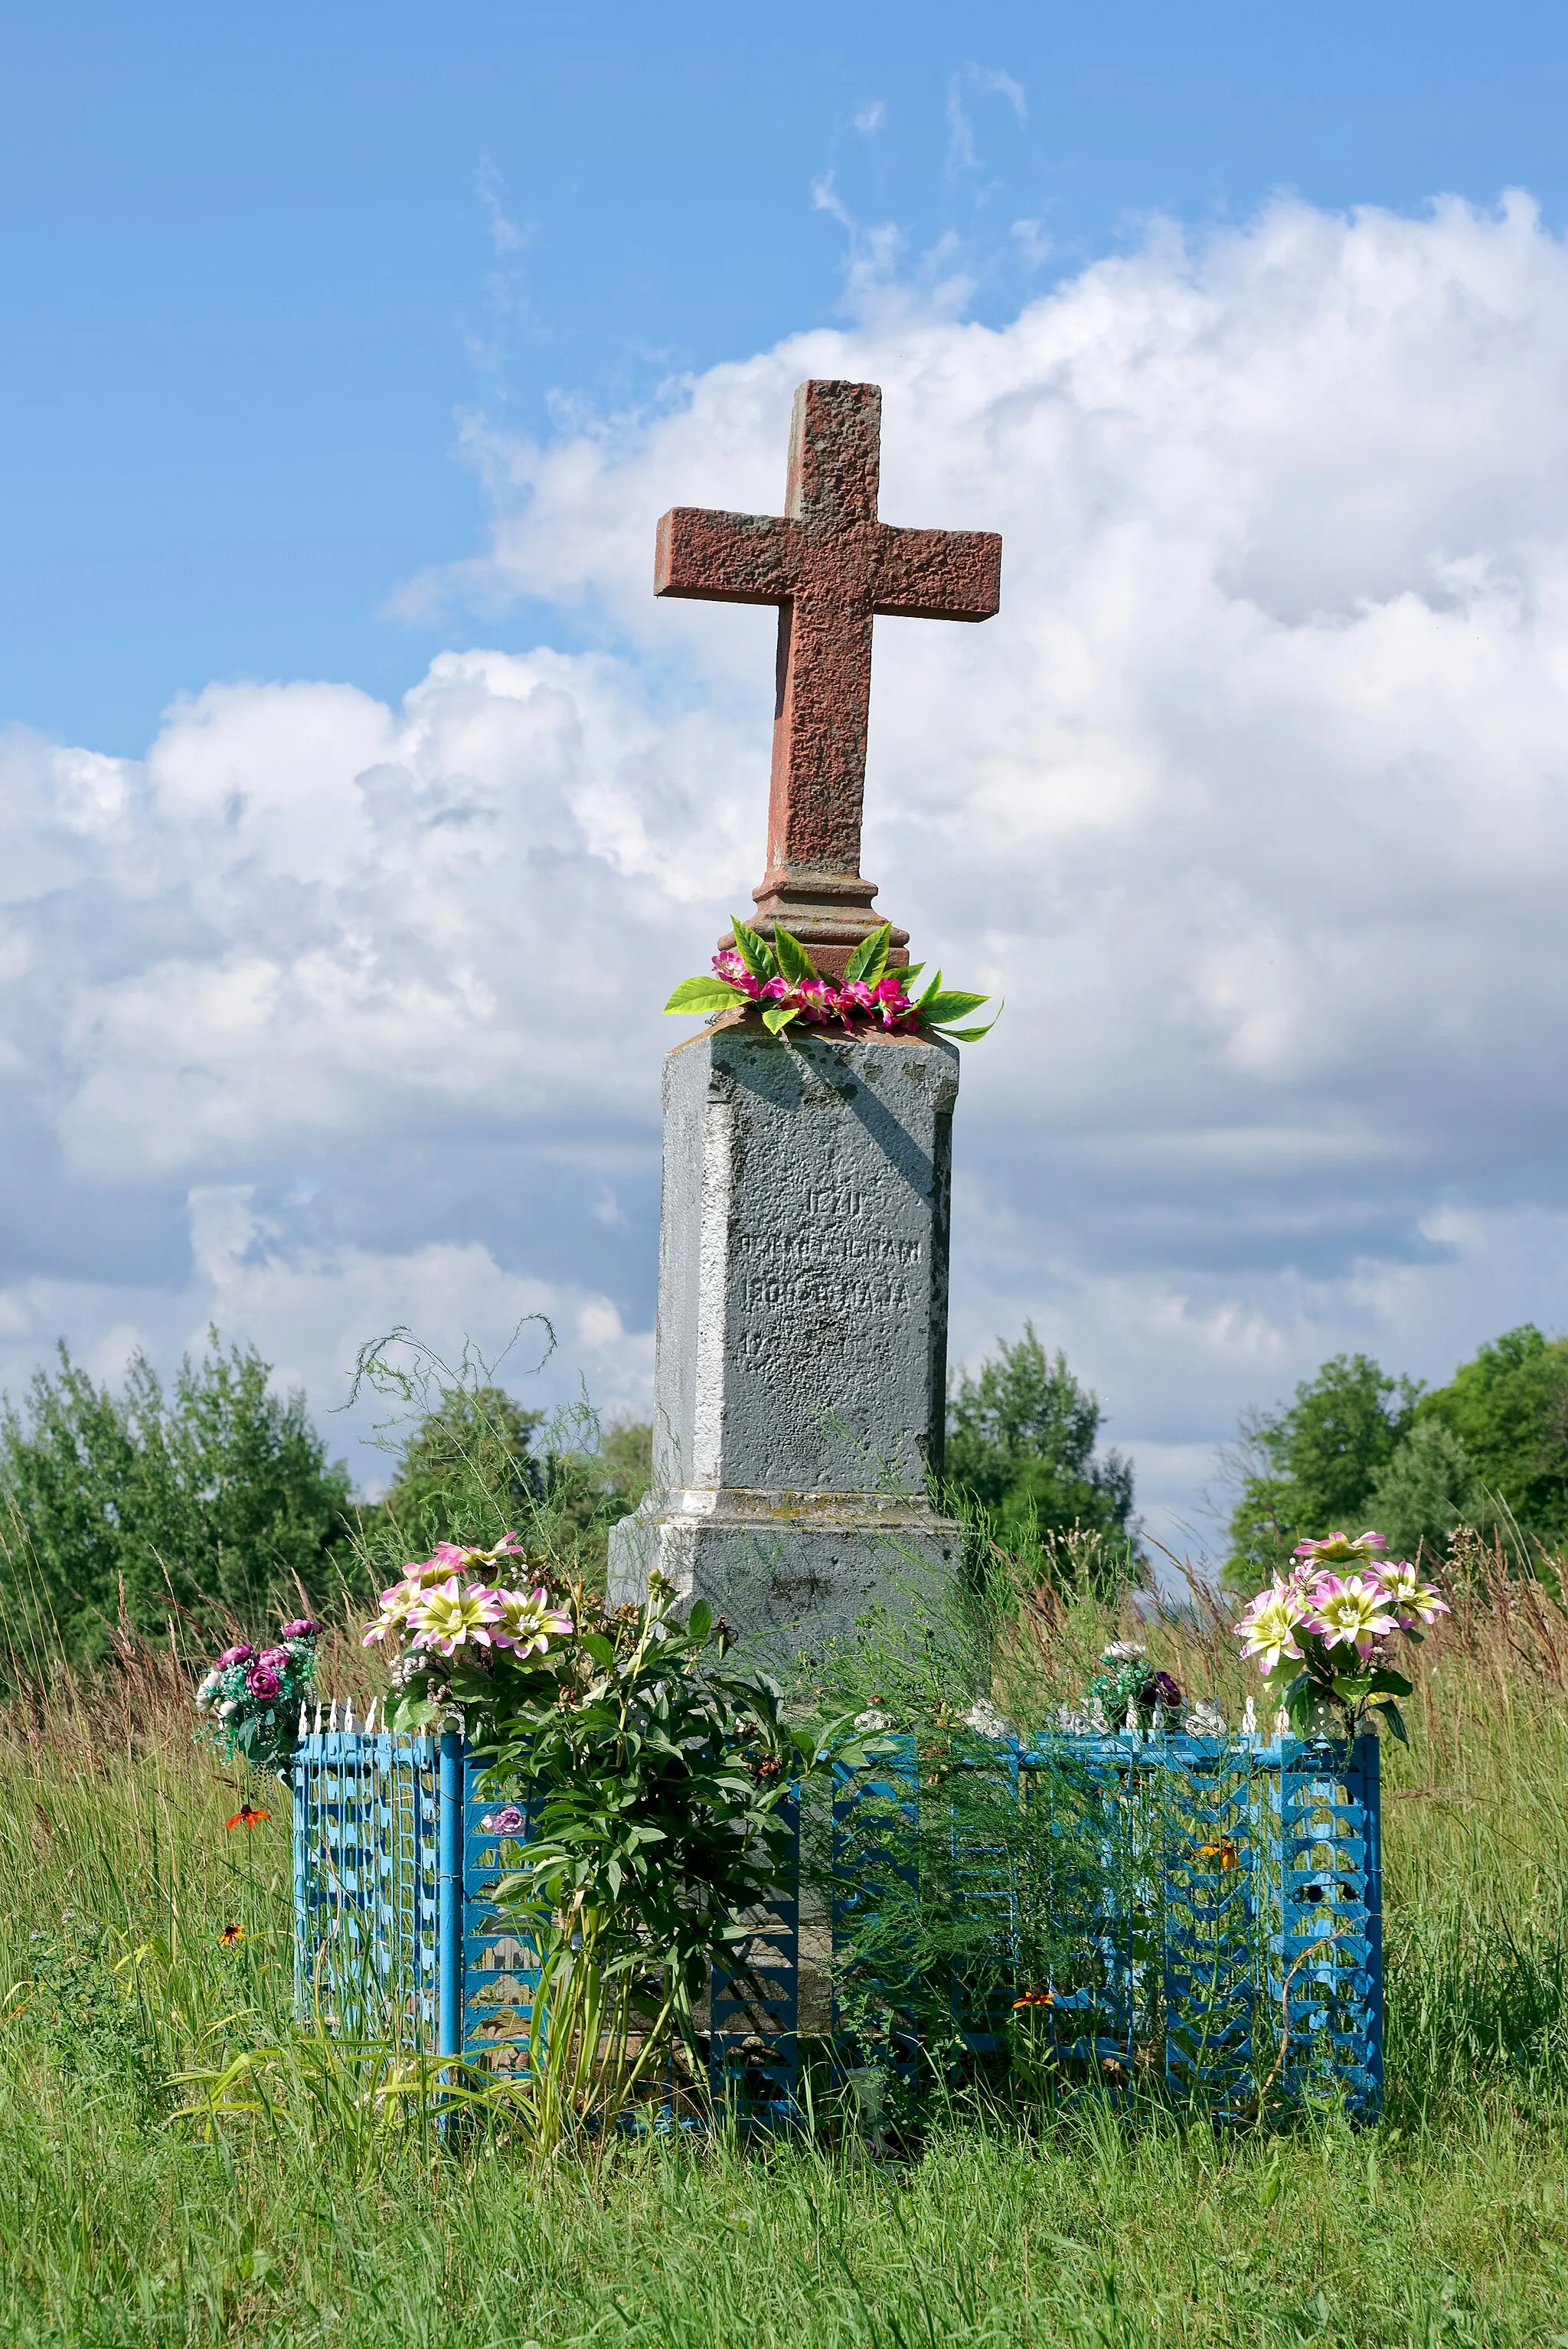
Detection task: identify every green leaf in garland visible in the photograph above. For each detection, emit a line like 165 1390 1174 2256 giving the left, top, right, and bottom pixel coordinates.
918 989 990 1025
940 1014 1002 1042
772 925 822 985
730 920 777 981
915 967 943 1005
761 1003 799 1034
843 921 892 988
664 976 746 1015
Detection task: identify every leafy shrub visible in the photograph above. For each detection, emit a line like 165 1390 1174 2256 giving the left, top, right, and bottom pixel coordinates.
1223 1353 1419 1586
366 1540 868 2154
1223 1325 1568 1584
0 1331 352 1662
944 1326 1138 1584
351 1328 651 1591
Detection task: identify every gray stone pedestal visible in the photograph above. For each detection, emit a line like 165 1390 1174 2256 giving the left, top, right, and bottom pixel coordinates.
607 1012 961 1658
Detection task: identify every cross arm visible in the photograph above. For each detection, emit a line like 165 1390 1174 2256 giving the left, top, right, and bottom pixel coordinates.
655 507 801 606
871 525 1002 622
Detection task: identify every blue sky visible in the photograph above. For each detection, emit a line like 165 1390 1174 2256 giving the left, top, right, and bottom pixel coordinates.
6 2 1568 750
7 3 1568 1552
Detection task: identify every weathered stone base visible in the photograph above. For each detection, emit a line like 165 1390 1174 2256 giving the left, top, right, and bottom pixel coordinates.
607 1014 962 1654
607 1485 960 1661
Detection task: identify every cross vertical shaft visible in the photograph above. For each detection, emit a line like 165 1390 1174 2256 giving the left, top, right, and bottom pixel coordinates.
655 380 1001 977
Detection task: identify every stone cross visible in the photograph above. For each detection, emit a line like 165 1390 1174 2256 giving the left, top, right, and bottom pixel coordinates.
655 380 1001 976
609 380 998 1658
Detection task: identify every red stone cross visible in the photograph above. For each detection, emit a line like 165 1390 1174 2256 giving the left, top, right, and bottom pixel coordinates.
655 380 1001 977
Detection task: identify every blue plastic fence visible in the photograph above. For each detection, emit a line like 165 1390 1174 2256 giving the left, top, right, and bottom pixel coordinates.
291 1720 1382 2119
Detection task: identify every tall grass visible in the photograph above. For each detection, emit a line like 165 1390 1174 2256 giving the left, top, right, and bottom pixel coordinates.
1 1540 1567 2344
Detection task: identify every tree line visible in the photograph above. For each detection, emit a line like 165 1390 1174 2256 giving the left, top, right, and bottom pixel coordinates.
1223 1325 1568 1583
5 1315 1556 1665
0 1322 1143 1665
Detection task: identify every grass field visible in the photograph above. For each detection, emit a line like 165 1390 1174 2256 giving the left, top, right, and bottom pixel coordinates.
2 1562 1568 2347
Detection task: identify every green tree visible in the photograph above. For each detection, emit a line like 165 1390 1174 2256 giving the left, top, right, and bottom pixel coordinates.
945 1325 1135 1557
375 1384 653 1588
0 1333 352 1661
1364 1419 1488 1565
380 1384 545 1547
1224 1353 1421 1588
1414 1325 1568 1541
540 1418 653 1562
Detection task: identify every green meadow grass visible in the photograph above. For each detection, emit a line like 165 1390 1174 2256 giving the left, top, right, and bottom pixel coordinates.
2 1595 1567 2349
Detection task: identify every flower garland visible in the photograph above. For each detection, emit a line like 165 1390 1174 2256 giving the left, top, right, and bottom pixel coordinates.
1233 1531 1448 1741
663 918 999 1042
194 1618 323 1776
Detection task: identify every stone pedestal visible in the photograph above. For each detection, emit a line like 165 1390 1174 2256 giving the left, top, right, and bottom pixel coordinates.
608 1013 961 1658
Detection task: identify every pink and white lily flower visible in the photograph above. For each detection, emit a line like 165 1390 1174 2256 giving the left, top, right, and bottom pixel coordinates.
1300 1574 1399 1658
1236 1583 1307 1676
489 1585 575 1657
407 1576 503 1657
1374 1560 1451 1628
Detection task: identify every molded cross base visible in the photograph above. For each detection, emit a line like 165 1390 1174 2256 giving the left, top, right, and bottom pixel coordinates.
608 1485 960 1661
728 873 911 982
607 1017 961 1658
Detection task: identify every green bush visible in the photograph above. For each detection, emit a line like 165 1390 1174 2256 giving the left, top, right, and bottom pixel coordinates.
1416 1324 1568 1543
350 1328 651 1594
945 1326 1137 1586
1223 1353 1419 1586
1224 1325 1568 1585
1364 1418 1488 1564
0 1332 351 1661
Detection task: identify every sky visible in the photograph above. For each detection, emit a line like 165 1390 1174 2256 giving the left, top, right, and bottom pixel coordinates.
5 2 1568 1553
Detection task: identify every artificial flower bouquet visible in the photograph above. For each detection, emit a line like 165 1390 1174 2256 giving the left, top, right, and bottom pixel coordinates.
358 1534 855 1781
361 1533 577 1733
194 1617 324 1775
1233 1531 1448 1743
664 917 998 1042
1083 1640 1183 1732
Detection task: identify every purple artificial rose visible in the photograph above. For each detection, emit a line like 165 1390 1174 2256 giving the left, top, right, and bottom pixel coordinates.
279 1618 322 1641
1151 1671 1183 1708
216 1645 254 1668
244 1662 282 1699
481 1805 526 1836
256 1645 290 1671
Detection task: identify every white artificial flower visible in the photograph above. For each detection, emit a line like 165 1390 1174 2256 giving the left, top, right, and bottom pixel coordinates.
963 1697 1018 1740
1100 1641 1146 1663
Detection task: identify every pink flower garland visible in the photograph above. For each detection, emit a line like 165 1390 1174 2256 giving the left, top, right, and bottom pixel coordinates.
711 949 922 1034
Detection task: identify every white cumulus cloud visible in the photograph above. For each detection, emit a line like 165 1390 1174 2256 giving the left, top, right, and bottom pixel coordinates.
6 191 1568 1543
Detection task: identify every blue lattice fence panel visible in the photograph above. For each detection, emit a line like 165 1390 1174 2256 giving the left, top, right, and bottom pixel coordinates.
708 1789 801 2125
292 1714 439 2050
1269 1735 1383 2118
459 1758 539 2073
831 1736 920 2094
1158 1735 1261 2112
292 1724 1384 2121
1014 1734 1143 2080
947 1741 1021 2059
